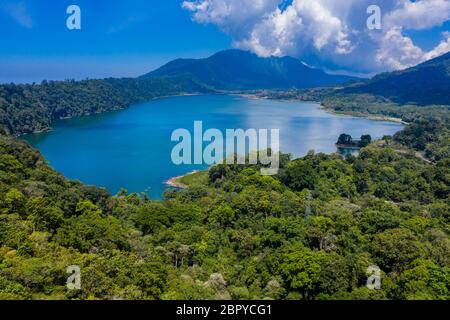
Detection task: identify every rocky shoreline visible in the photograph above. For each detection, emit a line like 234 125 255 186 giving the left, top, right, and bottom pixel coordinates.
164 170 199 189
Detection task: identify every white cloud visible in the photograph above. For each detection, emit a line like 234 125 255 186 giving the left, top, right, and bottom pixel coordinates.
182 0 279 36
424 32 450 60
374 30 450 71
378 0 450 70
233 6 303 57
183 0 450 73
375 27 425 70
385 0 450 30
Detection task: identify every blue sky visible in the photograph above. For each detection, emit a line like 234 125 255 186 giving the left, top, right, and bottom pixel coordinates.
0 0 230 83
1 0 449 83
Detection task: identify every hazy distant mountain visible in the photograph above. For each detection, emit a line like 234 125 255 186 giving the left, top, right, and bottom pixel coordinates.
141 49 357 90
342 52 450 105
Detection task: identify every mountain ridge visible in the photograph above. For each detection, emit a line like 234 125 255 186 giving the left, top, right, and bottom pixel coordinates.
340 52 450 105
2 50 449 137
141 49 358 90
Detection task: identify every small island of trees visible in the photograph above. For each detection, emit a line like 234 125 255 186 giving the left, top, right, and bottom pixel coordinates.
336 133 372 149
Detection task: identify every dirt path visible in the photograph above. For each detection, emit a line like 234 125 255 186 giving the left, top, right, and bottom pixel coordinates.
395 149 434 164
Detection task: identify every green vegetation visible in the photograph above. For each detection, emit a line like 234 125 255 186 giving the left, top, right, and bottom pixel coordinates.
341 52 450 105
3 51 449 138
142 49 355 90
0 75 209 136
336 134 372 148
0 116 448 299
178 171 209 187
337 134 354 146
265 85 449 164
0 51 448 300
359 135 372 148
267 51 450 106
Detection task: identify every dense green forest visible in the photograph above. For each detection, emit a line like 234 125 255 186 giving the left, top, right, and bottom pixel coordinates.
0 52 449 300
264 90 450 163
341 52 450 105
0 75 209 135
2 51 449 137
271 51 449 106
0 110 448 299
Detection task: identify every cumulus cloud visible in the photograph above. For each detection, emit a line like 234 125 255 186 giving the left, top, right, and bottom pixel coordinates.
384 0 450 30
424 32 450 60
375 27 424 70
182 0 279 35
183 0 450 74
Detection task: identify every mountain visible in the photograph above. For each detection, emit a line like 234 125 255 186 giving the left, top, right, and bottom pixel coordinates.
141 49 357 90
341 52 450 105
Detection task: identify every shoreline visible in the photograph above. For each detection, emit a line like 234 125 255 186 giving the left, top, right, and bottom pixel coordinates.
317 105 408 125
332 111 408 125
336 144 361 150
18 92 205 137
164 170 200 189
20 92 411 194
231 92 408 125
20 92 409 137
363 115 409 125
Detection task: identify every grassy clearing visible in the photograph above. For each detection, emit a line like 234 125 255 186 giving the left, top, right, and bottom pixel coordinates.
178 170 209 187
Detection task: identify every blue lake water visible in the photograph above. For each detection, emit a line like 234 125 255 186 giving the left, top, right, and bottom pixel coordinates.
23 94 404 198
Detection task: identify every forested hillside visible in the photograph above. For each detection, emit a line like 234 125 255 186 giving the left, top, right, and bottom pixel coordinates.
266 52 450 109
0 75 208 136
0 119 448 299
142 49 356 90
2 51 449 137
0 50 448 300
340 52 450 105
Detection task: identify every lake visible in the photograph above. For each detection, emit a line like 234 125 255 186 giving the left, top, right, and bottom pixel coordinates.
23 94 404 198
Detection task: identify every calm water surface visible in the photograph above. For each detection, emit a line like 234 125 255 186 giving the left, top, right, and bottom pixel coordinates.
24 95 404 198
